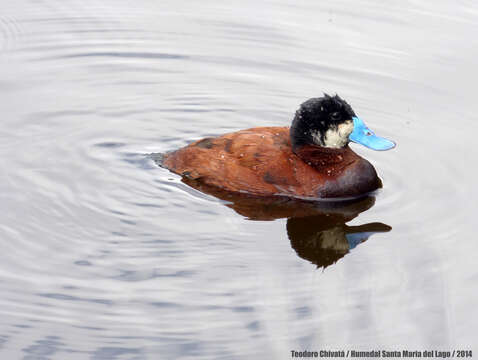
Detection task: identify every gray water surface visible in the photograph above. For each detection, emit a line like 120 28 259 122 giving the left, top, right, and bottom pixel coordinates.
1 0 477 359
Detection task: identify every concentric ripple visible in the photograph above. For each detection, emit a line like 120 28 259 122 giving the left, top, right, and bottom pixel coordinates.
0 0 477 358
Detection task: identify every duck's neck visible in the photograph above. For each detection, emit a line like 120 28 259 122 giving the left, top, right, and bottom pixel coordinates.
293 144 352 172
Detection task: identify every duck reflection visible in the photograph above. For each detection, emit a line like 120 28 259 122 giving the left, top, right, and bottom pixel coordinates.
181 178 391 268
287 217 390 268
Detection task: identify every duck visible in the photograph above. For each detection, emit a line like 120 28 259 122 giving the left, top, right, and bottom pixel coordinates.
159 94 395 200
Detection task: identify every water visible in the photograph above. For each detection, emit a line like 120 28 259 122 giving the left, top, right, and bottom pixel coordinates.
1 0 477 359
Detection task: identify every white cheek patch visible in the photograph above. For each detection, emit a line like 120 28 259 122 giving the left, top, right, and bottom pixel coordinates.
322 120 354 148
311 130 324 147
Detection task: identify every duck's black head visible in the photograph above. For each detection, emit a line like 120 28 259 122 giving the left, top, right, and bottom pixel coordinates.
290 94 356 152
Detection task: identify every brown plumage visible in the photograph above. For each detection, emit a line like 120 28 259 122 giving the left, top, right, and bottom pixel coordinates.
161 126 381 199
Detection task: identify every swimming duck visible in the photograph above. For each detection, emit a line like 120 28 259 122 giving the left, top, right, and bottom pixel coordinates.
160 94 395 200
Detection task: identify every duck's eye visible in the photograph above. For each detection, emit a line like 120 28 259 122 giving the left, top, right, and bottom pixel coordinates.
330 112 341 120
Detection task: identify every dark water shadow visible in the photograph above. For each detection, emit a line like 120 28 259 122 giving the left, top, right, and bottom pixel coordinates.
173 175 392 268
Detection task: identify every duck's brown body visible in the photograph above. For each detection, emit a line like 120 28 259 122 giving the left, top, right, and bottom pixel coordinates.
162 127 381 199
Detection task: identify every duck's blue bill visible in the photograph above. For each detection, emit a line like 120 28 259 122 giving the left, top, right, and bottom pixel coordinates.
350 116 396 151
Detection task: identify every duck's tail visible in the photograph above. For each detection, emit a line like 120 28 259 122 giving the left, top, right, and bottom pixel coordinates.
150 152 166 168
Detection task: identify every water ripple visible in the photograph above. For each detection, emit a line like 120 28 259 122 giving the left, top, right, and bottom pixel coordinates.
0 0 477 358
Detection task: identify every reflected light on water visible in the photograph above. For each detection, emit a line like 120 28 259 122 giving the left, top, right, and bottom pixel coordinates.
0 0 477 358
